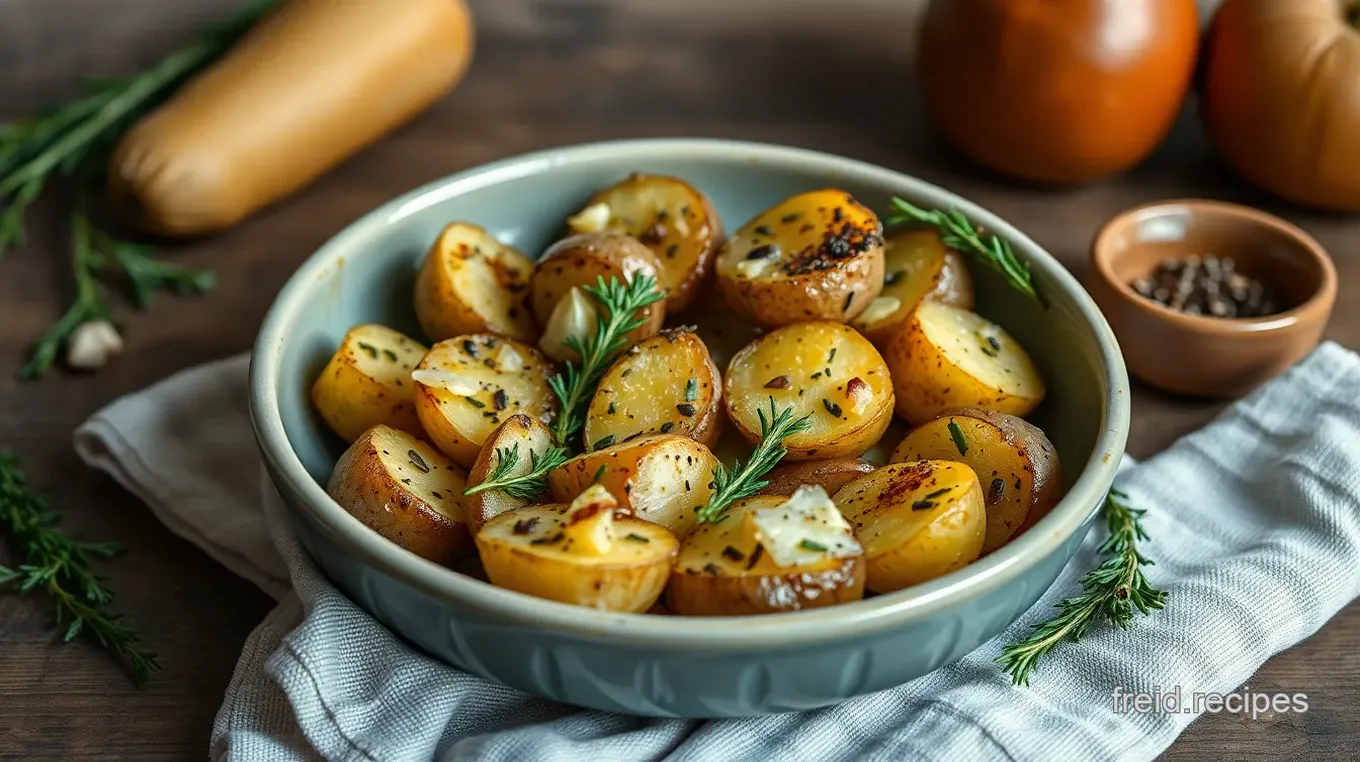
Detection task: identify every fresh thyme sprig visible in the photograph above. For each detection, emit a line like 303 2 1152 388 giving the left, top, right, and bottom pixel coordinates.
885 197 1045 308
0 453 159 685
997 489 1166 685
695 397 813 523
463 443 570 501
547 275 665 447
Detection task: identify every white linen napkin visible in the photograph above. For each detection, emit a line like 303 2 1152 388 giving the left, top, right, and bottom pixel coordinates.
73 344 1360 762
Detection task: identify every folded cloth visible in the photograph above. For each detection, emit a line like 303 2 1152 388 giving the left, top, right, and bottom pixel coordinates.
74 344 1360 762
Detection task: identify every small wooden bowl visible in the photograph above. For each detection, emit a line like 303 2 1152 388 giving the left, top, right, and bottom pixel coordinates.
1089 199 1336 398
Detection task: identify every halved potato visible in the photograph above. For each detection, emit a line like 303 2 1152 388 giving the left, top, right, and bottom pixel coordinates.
851 229 975 346
547 433 719 536
311 324 427 442
884 301 1045 423
327 424 472 566
833 460 986 593
413 222 537 343
413 335 557 468
476 486 677 612
566 173 723 313
665 491 865 616
583 328 722 450
528 232 666 355
724 321 893 460
755 458 875 498
891 407 1062 553
715 189 884 328
687 289 765 373
463 414 558 535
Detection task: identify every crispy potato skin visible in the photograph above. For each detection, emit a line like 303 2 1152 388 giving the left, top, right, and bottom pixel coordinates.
755 458 876 498
413 222 537 343
892 407 1062 552
584 328 722 450
853 230 975 346
716 189 885 328
528 232 666 344
311 324 427 442
463 414 557 535
326 425 473 566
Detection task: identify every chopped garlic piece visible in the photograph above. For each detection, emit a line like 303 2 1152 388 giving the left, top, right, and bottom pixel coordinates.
539 286 600 362
735 256 778 279
567 203 613 234
752 485 861 568
411 368 479 396
66 320 123 371
846 376 872 414
858 296 902 324
564 484 618 554
497 343 525 372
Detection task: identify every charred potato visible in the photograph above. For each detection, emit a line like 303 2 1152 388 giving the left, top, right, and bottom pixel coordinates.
833 460 986 593
311 324 427 442
476 486 677 612
891 408 1062 553
885 301 1045 423
548 434 719 536
463 414 558 535
327 425 472 566
665 490 865 616
755 458 875 498
583 328 722 450
413 335 557 468
566 173 723 313
715 189 884 328
413 222 537 343
725 321 893 460
851 229 975 346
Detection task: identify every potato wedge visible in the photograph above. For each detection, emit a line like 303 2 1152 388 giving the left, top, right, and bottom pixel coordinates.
566 173 723 313
885 301 1045 423
851 229 975 346
724 321 893 460
413 335 557 468
715 189 884 328
891 407 1062 553
755 458 875 498
665 492 865 616
413 222 537 343
327 424 473 566
583 328 722 450
311 324 427 442
687 289 765 373
462 414 558 535
833 460 986 593
548 434 719 536
476 487 677 612
529 232 665 355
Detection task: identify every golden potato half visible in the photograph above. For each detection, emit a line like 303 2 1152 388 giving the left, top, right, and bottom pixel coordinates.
885 301 1045 423
413 334 557 468
725 321 894 460
892 407 1062 554
327 424 473 566
566 173 723 313
851 229 975 346
528 232 666 348
311 324 427 442
463 414 558 535
834 460 986 593
584 328 722 450
414 222 537 343
716 189 884 328
756 458 876 498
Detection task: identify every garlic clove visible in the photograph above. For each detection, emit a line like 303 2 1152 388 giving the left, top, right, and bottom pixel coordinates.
539 286 600 362
66 321 123 371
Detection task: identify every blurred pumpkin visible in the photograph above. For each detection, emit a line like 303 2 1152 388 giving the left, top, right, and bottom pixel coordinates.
1202 0 1360 211
915 0 1200 185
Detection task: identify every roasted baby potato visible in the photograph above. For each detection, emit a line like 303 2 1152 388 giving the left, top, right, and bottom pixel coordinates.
851 229 974 346
725 321 894 460
529 232 665 357
834 460 986 593
583 328 722 450
891 407 1062 553
463 414 558 535
413 222 537 343
327 424 473 566
476 485 677 612
884 301 1045 423
548 434 719 536
412 335 557 468
715 189 884 328
566 173 723 313
665 489 866 616
755 458 876 498
311 324 427 442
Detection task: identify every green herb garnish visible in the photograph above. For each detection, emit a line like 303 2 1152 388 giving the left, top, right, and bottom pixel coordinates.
684 377 698 402
696 397 812 523
463 443 569 501
948 420 968 455
799 539 828 552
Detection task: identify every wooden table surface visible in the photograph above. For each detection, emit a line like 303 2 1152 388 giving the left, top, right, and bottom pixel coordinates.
1 0 1356 759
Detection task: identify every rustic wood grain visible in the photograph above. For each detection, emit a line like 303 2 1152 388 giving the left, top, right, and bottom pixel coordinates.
0 0 1356 759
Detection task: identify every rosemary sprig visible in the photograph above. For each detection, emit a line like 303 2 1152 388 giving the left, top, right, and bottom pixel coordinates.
997 489 1166 685
547 275 665 447
695 397 813 523
885 197 1045 308
463 443 570 501
0 452 158 685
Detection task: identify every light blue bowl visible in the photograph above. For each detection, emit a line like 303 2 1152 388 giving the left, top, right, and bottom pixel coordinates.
249 139 1130 718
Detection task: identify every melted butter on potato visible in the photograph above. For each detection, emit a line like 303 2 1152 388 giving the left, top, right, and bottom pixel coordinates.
584 328 722 450
311 324 428 442
750 485 862 567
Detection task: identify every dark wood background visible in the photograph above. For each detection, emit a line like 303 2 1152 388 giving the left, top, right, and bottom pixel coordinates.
0 0 1355 759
